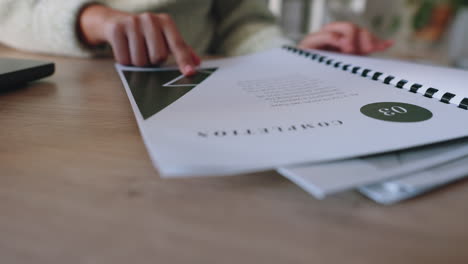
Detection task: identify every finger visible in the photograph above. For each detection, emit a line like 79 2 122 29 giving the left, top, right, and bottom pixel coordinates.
125 16 149 67
157 14 196 76
358 29 375 55
189 46 201 66
359 29 393 54
140 13 169 65
376 40 394 51
107 23 131 65
299 31 344 51
323 22 360 54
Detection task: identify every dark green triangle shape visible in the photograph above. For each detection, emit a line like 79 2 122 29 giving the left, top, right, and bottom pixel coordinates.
123 68 217 120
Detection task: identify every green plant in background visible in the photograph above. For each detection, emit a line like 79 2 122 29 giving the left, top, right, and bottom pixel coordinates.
405 0 462 41
412 0 437 31
410 0 468 32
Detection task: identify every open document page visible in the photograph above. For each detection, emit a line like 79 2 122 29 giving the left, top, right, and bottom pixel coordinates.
117 48 468 177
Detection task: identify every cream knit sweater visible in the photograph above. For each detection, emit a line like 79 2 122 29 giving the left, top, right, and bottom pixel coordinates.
0 0 293 57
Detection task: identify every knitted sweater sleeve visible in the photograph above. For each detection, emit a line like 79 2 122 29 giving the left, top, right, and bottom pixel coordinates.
211 0 294 56
0 0 100 57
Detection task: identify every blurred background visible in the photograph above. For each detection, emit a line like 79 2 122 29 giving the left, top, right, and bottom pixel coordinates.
268 0 468 68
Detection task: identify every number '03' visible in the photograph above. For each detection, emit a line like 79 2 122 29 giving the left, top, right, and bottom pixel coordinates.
378 106 408 116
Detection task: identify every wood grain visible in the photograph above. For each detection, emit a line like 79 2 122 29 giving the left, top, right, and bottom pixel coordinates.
1 45 467 264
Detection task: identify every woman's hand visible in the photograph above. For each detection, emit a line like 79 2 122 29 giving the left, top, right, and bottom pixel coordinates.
299 22 393 55
79 5 200 76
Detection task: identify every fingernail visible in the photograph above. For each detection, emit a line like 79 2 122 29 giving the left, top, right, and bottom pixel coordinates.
183 65 195 76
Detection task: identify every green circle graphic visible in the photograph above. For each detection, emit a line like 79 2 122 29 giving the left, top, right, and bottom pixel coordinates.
360 102 433 122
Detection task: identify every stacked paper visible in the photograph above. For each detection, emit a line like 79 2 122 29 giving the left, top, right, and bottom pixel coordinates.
116 47 468 204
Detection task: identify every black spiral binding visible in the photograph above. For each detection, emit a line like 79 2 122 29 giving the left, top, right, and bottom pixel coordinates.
282 46 468 110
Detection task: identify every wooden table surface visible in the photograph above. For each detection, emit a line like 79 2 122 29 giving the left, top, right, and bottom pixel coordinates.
1 45 468 264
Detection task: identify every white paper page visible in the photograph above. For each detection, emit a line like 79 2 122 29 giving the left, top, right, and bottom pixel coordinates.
311 49 468 105
117 48 468 177
379 155 468 189
278 137 468 198
359 155 468 204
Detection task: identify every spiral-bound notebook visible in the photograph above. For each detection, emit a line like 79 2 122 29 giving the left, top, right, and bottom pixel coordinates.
117 47 468 177
278 48 468 198
283 46 468 109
